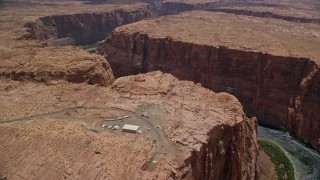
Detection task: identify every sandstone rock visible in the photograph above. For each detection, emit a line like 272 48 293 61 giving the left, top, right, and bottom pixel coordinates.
99 11 320 151
0 71 259 179
24 5 152 45
0 46 114 86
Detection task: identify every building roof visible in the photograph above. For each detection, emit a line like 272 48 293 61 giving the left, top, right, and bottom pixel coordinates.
122 124 140 132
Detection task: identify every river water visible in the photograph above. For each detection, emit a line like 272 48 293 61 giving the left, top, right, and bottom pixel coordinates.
258 126 320 180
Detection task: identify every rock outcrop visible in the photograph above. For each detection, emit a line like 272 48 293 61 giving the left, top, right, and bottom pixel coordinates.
188 121 258 179
23 5 152 45
0 46 114 86
99 11 320 151
0 71 259 179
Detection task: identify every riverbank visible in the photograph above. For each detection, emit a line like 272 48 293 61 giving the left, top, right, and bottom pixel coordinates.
259 149 278 180
258 126 320 180
259 139 294 180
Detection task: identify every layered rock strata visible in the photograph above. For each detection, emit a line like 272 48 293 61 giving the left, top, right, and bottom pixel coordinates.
99 11 320 151
23 5 152 45
209 8 320 24
0 46 114 86
0 71 259 179
156 0 320 24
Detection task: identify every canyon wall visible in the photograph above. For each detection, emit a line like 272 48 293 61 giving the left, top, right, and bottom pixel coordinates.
186 118 259 179
156 2 194 16
0 71 259 179
23 6 152 45
155 1 278 16
111 71 259 179
208 8 320 24
99 32 320 151
156 1 319 24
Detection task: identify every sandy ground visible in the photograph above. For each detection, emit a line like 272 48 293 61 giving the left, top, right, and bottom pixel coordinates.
0 118 155 179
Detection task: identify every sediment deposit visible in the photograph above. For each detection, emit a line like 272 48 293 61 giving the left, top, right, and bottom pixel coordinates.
100 11 320 151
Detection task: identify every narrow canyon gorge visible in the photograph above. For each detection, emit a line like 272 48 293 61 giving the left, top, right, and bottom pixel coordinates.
23 4 152 45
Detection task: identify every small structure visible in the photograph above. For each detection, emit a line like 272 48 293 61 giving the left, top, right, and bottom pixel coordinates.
111 125 120 130
122 124 140 133
106 124 120 130
116 115 129 120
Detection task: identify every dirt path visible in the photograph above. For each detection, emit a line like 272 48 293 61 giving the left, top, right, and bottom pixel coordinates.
0 106 175 171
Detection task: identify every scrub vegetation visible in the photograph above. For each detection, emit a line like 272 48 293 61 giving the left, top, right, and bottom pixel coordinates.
259 139 294 180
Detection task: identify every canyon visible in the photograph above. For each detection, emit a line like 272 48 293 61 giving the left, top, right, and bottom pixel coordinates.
1 0 320 179
22 4 152 45
99 11 320 152
156 0 320 25
0 0 260 179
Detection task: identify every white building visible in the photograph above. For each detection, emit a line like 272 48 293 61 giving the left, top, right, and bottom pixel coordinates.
122 124 140 133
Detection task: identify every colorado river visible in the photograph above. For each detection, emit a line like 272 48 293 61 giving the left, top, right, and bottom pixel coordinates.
258 126 320 180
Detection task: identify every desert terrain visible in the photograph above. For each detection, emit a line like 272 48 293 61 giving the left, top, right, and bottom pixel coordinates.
101 9 320 152
0 72 259 179
0 0 319 179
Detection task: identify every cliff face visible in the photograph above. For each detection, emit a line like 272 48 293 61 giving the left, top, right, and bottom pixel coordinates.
208 8 320 24
156 2 194 15
187 119 259 179
0 71 259 179
110 71 259 179
100 32 320 151
155 1 320 24
24 6 152 45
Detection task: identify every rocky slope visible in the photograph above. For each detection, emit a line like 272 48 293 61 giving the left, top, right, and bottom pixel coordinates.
99 11 320 151
0 46 114 86
23 4 152 45
0 71 259 179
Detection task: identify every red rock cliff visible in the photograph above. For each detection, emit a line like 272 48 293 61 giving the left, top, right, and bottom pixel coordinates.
185 119 259 179
23 5 152 45
99 31 320 152
111 71 259 179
